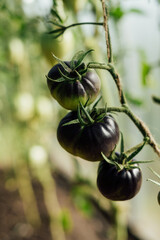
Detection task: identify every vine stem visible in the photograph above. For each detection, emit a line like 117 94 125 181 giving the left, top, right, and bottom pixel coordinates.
101 0 112 63
88 62 160 157
107 106 160 157
88 63 126 104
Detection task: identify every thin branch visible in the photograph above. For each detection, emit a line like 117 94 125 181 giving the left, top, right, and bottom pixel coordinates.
101 0 112 63
65 22 103 29
107 106 160 157
88 62 126 105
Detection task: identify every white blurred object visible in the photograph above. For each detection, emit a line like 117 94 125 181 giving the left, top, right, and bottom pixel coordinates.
14 92 35 121
36 96 54 120
29 145 48 166
22 0 52 17
9 38 25 65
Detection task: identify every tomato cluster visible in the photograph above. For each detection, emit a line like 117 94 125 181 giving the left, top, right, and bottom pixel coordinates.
46 51 143 201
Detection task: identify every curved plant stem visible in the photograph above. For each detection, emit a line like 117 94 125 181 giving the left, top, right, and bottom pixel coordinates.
88 61 160 156
107 106 160 157
88 63 126 104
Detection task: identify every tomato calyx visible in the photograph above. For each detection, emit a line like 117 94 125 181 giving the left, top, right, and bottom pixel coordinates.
63 97 109 127
102 135 151 171
46 50 94 83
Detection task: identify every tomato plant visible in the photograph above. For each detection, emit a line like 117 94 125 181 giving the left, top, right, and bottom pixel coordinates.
57 106 120 162
97 154 142 201
46 51 101 110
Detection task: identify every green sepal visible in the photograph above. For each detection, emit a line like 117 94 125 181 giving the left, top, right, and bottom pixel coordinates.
77 104 88 126
79 101 94 125
126 140 146 162
71 50 94 70
51 53 71 73
120 132 124 154
46 75 66 83
58 67 75 81
84 98 90 108
92 96 102 110
128 160 153 165
101 152 122 170
62 119 80 127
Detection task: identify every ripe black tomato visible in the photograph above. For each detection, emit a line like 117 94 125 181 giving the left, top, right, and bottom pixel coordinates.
47 62 101 110
97 158 142 201
57 111 119 162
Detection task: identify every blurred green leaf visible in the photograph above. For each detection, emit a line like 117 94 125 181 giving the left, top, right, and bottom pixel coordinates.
141 61 151 86
59 209 73 232
72 186 93 217
152 95 160 105
110 6 124 21
74 195 93 217
125 92 144 106
127 8 144 15
110 6 144 21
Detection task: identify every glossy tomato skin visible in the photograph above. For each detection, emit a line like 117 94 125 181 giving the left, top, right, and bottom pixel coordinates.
47 62 101 110
57 112 120 162
97 159 142 201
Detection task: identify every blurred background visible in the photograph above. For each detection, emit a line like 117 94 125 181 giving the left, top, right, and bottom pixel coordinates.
0 0 160 240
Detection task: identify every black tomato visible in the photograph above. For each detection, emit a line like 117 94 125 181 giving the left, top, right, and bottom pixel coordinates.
57 111 120 162
97 159 142 201
47 62 101 110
